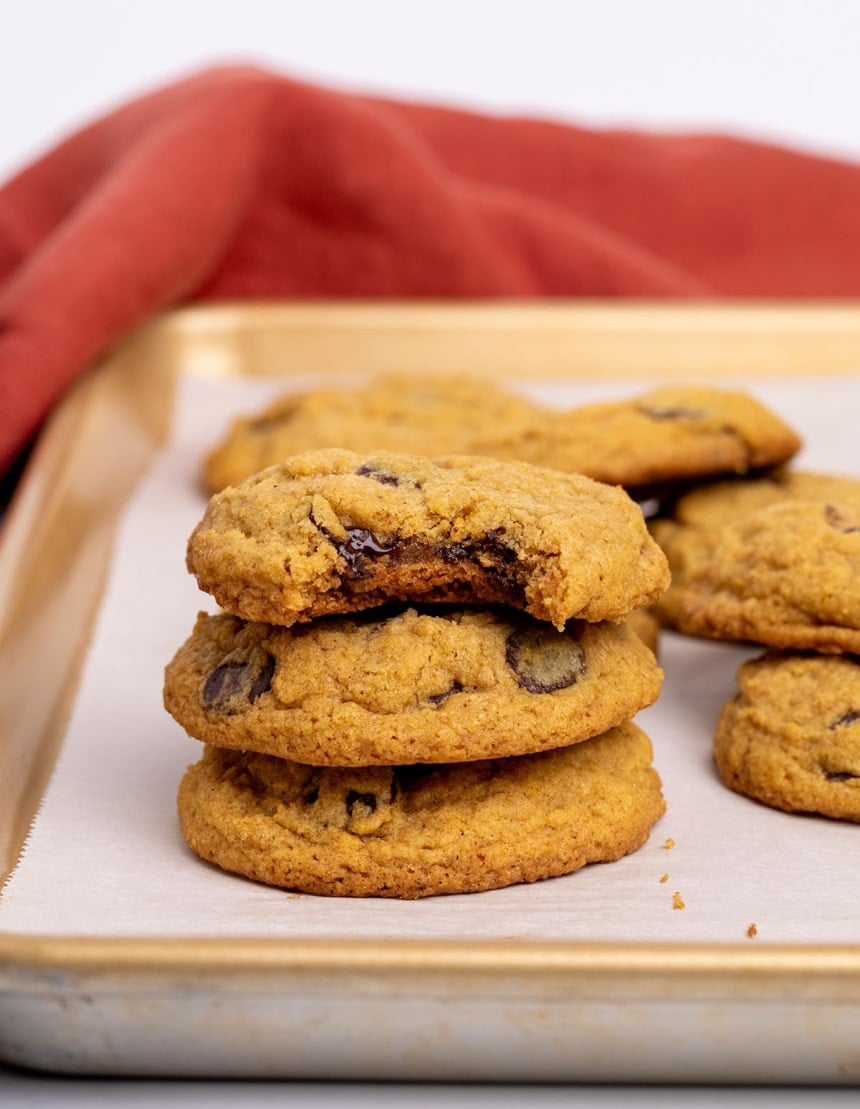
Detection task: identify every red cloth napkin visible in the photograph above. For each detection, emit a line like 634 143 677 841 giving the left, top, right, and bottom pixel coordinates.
2 63 860 478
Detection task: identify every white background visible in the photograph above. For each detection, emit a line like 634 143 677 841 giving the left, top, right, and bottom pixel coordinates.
1 0 859 185
2 1 859 1105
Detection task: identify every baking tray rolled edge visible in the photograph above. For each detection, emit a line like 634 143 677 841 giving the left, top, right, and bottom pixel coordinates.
3 302 860 1081
2 935 860 1081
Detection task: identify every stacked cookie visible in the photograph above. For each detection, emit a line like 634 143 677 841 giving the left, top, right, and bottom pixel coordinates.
164 448 671 898
652 469 860 822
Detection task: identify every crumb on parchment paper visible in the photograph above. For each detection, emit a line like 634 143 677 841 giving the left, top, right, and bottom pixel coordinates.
672 891 685 910
747 923 758 939
659 873 669 883
663 837 675 850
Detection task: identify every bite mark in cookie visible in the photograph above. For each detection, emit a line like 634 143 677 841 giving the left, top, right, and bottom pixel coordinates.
187 449 669 630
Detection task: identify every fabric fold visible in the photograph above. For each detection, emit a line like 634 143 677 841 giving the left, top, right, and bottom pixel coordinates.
2 63 860 476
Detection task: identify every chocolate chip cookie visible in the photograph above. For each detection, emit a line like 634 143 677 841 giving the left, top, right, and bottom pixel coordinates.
204 377 801 498
204 374 541 495
176 721 666 898
163 605 663 765
714 651 860 821
187 449 670 629
659 468 860 530
521 384 802 495
653 500 860 652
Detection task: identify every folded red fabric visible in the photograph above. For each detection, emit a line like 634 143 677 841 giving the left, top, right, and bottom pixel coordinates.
2 64 860 477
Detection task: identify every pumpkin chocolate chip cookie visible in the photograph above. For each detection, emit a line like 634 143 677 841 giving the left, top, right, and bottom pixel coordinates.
163 605 663 765
523 384 802 495
652 500 860 653
176 721 666 898
204 377 802 497
714 651 860 822
204 374 542 495
658 468 860 531
187 449 670 630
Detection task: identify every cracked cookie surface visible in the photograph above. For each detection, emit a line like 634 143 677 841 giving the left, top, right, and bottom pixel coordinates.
652 500 860 652
176 721 666 898
187 448 670 629
163 606 663 765
715 652 860 821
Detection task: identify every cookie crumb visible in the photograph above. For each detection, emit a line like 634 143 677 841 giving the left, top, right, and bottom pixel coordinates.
659 873 669 883
747 923 758 939
663 837 676 850
672 890 685 910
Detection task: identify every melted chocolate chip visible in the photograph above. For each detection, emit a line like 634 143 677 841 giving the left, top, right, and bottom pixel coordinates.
476 527 515 562
310 506 397 576
505 623 587 693
440 543 471 564
829 709 860 730
337 527 397 571
201 651 275 714
355 463 400 486
304 785 320 805
439 531 519 597
426 681 464 706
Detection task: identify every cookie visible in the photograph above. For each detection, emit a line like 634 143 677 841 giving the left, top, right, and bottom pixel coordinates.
653 500 860 652
163 606 663 765
660 468 860 530
176 721 666 898
525 384 802 494
187 449 670 630
714 652 860 822
204 378 801 498
204 375 541 495
625 607 660 655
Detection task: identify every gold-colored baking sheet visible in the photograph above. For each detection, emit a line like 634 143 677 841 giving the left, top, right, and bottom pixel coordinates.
1 302 860 1082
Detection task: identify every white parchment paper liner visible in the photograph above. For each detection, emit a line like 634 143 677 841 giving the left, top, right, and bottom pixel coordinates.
1 373 858 942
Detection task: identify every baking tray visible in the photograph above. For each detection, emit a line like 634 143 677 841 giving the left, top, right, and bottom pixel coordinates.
2 302 860 1083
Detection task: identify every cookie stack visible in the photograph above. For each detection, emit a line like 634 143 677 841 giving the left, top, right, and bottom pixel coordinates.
164 448 671 898
652 469 860 822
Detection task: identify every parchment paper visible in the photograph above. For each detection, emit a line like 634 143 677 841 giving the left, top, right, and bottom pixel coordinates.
2 373 858 943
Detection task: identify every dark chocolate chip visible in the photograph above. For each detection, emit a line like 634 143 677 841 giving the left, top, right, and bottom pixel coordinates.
440 529 515 569
505 623 587 693
304 785 320 805
823 769 860 782
355 463 400 486
476 527 515 563
337 526 397 571
201 650 275 714
426 681 464 706
310 506 397 575
440 543 471 564
829 709 860 730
